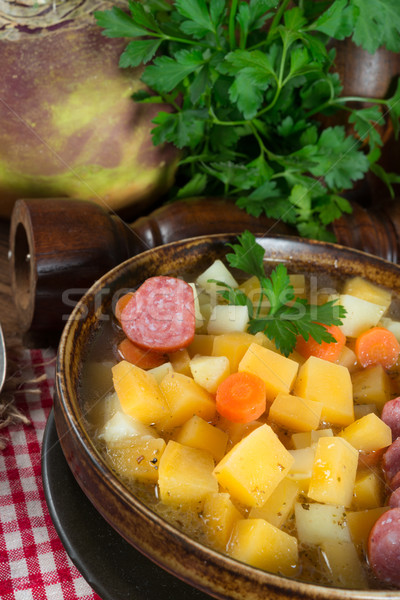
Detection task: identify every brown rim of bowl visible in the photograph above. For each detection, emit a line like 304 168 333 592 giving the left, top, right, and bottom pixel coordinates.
54 233 400 600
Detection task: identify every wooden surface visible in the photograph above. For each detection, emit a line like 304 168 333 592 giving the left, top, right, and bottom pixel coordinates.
0 218 20 349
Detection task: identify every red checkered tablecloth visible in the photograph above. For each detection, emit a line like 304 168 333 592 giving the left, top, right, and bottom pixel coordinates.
0 348 101 600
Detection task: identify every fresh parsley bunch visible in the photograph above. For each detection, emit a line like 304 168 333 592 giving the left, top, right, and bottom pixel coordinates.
215 230 346 356
96 0 400 240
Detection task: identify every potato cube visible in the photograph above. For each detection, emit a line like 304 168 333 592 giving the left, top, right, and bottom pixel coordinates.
196 259 239 296
336 345 358 372
288 447 316 480
106 436 166 483
213 424 294 507
339 412 392 452
293 356 354 426
159 372 216 430
188 334 215 357
320 540 368 589
148 361 174 384
342 276 391 311
112 360 169 426
353 404 377 419
202 492 242 550
308 437 359 507
212 332 258 372
351 471 384 510
351 364 391 410
158 440 218 506
239 275 263 306
101 411 158 443
168 348 191 376
227 518 298 576
238 343 299 403
269 393 322 431
380 317 400 342
216 417 263 449
346 507 389 549
338 294 387 338
295 502 351 545
188 282 206 330
174 415 228 462
189 355 230 393
207 304 249 335
249 478 299 528
291 428 333 449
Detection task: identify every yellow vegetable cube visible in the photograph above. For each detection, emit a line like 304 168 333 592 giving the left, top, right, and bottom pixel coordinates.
159 372 216 430
339 412 392 452
168 348 191 376
342 276 391 311
239 275 263 306
288 446 316 481
308 437 359 507
196 259 238 296
227 518 298 576
216 417 263 449
112 360 169 426
336 345 358 372
338 294 387 338
202 492 242 550
291 428 334 449
269 393 322 431
188 334 215 357
249 478 299 528
207 304 249 335
189 354 230 393
320 540 368 589
158 440 218 506
351 471 384 510
212 332 258 372
148 361 174 384
293 356 354 426
107 437 166 483
213 424 294 507
351 364 391 410
346 507 389 549
174 416 228 462
238 343 299 403
295 502 351 545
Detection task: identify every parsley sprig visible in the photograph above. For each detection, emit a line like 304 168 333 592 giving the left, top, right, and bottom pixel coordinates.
216 231 346 356
96 0 400 239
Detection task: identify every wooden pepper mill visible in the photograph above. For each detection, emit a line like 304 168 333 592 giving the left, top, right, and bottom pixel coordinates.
9 196 400 333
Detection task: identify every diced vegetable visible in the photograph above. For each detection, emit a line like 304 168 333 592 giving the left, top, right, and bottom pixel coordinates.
308 437 358 507
268 392 322 432
188 334 215 357
202 492 242 550
287 447 316 481
352 471 384 510
212 332 258 372
248 478 299 528
342 277 391 310
338 294 387 338
158 440 218 506
320 540 368 589
238 343 299 403
294 356 354 426
168 348 192 376
351 364 391 409
147 361 174 384
112 360 169 426
227 518 298 576
159 372 216 430
106 436 166 483
355 326 400 369
189 354 230 393
207 304 249 335
295 503 351 545
215 371 267 424
346 507 390 550
174 415 228 462
213 424 294 507
196 259 239 295
100 411 158 443
339 412 392 452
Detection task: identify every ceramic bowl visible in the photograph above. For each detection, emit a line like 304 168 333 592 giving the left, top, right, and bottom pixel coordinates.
53 233 400 600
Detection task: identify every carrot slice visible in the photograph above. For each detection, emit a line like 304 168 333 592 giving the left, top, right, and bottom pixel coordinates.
114 292 134 322
216 371 267 424
295 324 346 363
117 337 167 370
355 326 400 369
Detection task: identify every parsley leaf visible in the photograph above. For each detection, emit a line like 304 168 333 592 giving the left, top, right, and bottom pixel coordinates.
222 231 346 356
